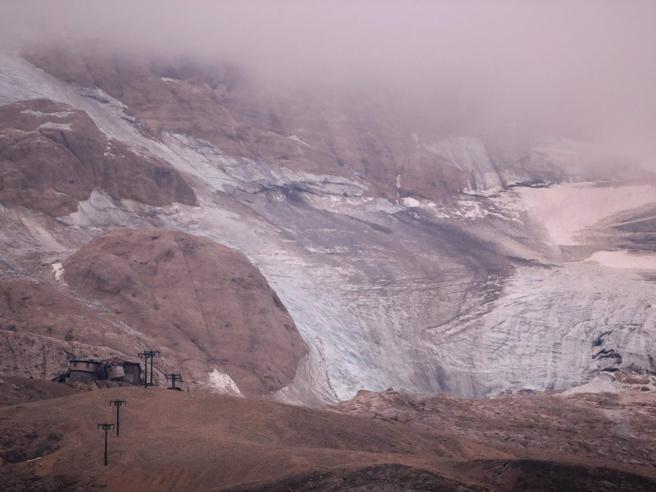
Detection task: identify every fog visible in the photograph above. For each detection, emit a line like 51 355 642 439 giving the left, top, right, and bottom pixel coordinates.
2 0 655 167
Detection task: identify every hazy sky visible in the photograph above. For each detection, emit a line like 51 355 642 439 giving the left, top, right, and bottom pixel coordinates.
2 0 655 166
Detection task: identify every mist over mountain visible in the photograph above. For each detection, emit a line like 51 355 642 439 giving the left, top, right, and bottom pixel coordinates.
3 0 656 169
1 2 656 490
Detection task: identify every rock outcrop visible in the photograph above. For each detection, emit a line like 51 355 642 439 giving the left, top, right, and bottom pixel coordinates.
63 228 308 395
0 277 132 380
0 98 196 216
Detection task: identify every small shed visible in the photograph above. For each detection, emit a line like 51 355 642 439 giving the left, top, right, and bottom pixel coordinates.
107 365 125 379
104 357 142 385
69 359 102 374
120 362 142 385
67 359 103 382
59 356 143 386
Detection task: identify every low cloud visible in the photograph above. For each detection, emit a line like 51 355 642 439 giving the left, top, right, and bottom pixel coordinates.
2 0 655 167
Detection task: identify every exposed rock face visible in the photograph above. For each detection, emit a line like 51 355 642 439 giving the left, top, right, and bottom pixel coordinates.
0 98 196 216
0 277 135 380
336 387 656 478
63 228 307 395
24 46 570 202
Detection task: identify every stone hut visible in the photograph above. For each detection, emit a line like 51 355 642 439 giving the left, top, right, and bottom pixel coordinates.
60 357 142 386
105 357 142 385
67 359 104 382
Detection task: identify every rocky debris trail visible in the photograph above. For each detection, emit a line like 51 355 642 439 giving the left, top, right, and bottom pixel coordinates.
334 386 656 479
1 387 656 491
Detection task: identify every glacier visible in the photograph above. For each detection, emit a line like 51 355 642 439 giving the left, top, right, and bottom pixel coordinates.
1 50 655 405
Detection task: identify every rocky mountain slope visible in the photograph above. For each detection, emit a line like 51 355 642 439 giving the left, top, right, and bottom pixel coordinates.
337 382 656 474
23 45 572 201
63 228 307 395
1 227 306 397
0 45 655 405
0 98 196 216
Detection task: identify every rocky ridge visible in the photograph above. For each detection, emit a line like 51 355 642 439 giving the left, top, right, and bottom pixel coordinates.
0 98 196 216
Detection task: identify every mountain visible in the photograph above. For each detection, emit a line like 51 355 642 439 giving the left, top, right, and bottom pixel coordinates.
0 45 655 407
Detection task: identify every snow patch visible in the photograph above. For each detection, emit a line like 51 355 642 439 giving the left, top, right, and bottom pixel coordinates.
287 134 312 148
563 374 619 395
401 195 517 222
51 262 64 282
586 250 656 270
60 190 137 228
208 368 242 396
38 121 72 132
21 109 72 118
401 197 421 208
518 182 656 245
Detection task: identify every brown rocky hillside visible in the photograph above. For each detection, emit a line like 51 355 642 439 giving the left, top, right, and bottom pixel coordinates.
63 228 308 395
0 98 196 216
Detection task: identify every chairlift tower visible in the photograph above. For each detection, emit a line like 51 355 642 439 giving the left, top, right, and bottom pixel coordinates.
109 400 127 436
138 350 160 388
97 423 114 466
165 373 183 390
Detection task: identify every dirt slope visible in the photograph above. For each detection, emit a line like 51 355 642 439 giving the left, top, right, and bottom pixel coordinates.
1 387 655 491
0 375 77 406
63 228 308 395
0 388 472 491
